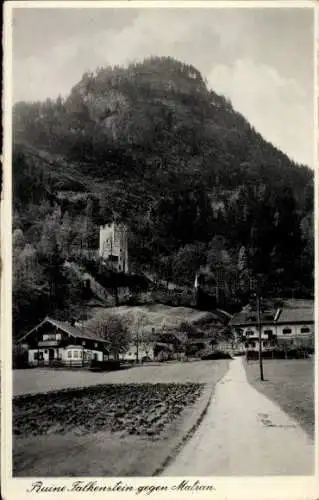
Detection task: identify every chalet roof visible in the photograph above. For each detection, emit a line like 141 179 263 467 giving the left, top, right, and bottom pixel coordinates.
17 316 108 344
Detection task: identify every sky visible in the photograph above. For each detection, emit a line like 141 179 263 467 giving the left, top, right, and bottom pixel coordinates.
12 6 315 167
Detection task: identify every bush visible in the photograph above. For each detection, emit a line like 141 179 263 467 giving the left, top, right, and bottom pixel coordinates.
12 351 30 369
201 351 232 360
89 359 122 371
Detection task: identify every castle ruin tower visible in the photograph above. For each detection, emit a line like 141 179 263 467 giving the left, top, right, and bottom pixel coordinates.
99 222 129 273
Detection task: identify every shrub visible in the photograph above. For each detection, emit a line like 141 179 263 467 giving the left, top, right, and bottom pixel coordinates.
89 359 121 371
201 351 232 360
12 350 29 369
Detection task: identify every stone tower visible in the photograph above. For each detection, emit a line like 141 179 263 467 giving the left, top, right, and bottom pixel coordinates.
99 223 129 273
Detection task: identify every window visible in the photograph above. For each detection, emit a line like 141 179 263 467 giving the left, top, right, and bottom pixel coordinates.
79 350 83 359
43 333 61 341
249 341 256 348
246 330 254 337
263 341 268 347
68 351 72 358
300 327 310 334
264 329 273 335
34 352 38 360
109 255 119 262
283 328 292 335
73 351 79 358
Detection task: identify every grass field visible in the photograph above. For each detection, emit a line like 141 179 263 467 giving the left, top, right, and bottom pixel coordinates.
13 360 229 476
84 304 219 332
245 358 314 438
13 360 224 396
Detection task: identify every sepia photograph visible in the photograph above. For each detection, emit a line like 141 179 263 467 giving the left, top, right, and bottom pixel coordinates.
1 0 317 494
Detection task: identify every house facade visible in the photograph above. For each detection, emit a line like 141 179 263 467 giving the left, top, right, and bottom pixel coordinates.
274 300 314 350
229 299 314 352
17 317 110 367
99 223 129 273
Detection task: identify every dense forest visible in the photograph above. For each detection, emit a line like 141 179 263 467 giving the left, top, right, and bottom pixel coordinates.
12 56 314 335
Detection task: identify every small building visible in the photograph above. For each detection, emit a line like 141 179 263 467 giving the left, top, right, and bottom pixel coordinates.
99 223 129 273
229 299 314 352
16 317 110 367
120 342 155 362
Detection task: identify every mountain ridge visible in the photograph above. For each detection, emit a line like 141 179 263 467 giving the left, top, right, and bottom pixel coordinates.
12 56 314 333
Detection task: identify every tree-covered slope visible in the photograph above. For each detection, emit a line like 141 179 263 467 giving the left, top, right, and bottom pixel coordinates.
12 56 314 333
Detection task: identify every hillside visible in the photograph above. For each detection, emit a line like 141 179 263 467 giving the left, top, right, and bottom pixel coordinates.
83 304 226 335
12 56 314 334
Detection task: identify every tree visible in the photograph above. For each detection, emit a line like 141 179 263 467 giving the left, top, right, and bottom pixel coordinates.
13 228 25 249
12 242 50 337
92 314 130 360
237 245 250 295
58 211 73 258
172 242 206 286
179 321 199 339
269 187 302 288
237 245 248 272
38 211 62 256
127 311 155 362
84 197 96 249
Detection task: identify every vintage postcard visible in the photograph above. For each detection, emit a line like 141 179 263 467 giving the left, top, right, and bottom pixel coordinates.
1 1 318 499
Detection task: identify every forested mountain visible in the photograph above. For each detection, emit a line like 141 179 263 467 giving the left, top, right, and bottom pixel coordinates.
12 56 314 334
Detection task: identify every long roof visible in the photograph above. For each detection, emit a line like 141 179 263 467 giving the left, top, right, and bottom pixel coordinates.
230 300 314 327
275 304 314 323
18 316 108 344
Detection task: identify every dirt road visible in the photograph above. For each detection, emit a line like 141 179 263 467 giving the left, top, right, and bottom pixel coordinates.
163 357 314 476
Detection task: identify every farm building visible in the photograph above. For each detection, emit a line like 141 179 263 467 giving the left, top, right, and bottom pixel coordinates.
229 299 314 352
16 317 110 367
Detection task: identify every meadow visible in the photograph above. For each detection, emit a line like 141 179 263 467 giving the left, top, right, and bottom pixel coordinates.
245 358 314 438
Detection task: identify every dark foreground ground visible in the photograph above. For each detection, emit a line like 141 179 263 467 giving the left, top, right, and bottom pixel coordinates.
13 360 229 476
245 358 314 438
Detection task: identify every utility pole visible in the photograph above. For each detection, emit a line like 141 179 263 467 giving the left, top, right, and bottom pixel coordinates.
136 329 139 364
256 281 264 381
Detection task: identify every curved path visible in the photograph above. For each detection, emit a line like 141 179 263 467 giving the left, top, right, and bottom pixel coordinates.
163 357 314 476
